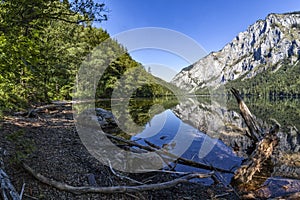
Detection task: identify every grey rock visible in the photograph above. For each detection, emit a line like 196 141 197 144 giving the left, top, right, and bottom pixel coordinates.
171 13 300 92
95 108 117 127
77 108 117 128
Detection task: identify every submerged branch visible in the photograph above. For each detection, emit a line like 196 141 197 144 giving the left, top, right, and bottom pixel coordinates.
106 133 233 174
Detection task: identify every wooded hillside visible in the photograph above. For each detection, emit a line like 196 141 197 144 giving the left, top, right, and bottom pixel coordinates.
0 0 176 114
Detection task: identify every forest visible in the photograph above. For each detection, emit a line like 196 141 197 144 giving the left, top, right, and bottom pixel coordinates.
0 0 175 115
225 59 300 97
1 1 300 199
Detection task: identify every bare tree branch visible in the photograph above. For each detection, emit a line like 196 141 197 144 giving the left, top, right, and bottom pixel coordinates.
22 163 212 194
0 168 21 200
230 88 263 141
106 133 234 174
107 160 144 185
230 88 280 184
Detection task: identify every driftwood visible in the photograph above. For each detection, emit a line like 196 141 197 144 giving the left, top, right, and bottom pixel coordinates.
22 163 211 194
105 132 233 173
26 104 68 118
0 168 21 200
13 90 282 196
230 88 280 184
19 133 229 195
230 88 263 141
0 152 22 200
19 129 231 196
13 102 71 117
233 125 279 183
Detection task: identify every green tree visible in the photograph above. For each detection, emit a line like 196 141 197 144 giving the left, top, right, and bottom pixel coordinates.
0 0 108 110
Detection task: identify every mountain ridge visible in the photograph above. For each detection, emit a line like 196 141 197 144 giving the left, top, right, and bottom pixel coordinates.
171 12 300 93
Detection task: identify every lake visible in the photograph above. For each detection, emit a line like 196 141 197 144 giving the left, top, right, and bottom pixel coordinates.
95 96 300 188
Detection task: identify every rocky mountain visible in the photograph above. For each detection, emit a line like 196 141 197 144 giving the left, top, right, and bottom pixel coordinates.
171 12 300 92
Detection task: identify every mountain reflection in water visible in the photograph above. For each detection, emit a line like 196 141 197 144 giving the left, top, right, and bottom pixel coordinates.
131 109 242 185
97 96 300 189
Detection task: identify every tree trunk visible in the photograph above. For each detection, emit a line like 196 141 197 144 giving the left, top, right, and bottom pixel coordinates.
230 88 280 190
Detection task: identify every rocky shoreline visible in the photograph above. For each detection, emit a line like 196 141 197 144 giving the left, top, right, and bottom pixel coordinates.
0 104 239 199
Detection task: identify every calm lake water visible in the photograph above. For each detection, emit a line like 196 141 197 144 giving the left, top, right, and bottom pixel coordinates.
96 96 300 186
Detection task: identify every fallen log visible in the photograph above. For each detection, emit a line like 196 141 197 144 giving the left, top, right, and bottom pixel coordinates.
233 124 279 183
26 104 68 118
22 163 211 194
13 102 72 117
230 88 280 185
230 88 263 142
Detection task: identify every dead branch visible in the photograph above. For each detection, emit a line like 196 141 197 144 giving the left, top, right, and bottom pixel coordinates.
107 160 144 185
23 194 39 200
0 168 21 200
19 183 25 200
230 88 263 141
22 163 212 194
105 133 152 152
233 124 279 183
106 133 233 174
230 88 280 184
26 104 69 118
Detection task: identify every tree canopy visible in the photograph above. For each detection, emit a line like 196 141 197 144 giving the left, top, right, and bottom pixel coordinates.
224 60 300 98
0 0 176 113
0 0 110 110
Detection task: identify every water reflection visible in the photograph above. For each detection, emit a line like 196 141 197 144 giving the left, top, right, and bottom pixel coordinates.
131 109 242 185
172 96 300 191
227 96 300 131
96 96 300 186
98 97 178 136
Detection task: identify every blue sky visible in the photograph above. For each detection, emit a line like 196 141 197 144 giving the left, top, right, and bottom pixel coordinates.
97 0 300 81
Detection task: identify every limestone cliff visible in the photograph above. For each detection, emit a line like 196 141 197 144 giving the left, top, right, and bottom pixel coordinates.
171 12 300 92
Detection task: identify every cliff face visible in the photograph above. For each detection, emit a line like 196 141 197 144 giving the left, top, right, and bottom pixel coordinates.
171 12 300 92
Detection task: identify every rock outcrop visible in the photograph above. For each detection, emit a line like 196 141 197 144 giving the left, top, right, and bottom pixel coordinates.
171 12 300 92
